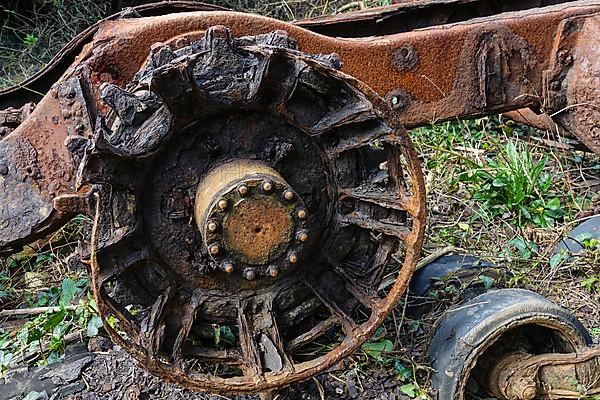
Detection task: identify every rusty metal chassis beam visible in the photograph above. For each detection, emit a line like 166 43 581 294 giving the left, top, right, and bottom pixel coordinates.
1 1 600 252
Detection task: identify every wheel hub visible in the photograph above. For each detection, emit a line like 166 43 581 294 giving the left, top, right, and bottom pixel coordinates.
57 25 426 394
195 160 309 279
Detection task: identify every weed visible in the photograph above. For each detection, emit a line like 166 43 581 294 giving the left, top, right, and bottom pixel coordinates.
461 140 565 227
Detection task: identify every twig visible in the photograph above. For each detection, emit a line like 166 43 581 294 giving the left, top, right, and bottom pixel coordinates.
379 246 457 291
415 246 457 272
335 1 362 14
0 305 78 318
8 329 85 367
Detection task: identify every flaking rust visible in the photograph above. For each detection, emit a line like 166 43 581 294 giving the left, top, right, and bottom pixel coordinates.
1 0 600 396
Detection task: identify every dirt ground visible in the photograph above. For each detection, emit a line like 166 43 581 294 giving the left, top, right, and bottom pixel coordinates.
2 336 415 400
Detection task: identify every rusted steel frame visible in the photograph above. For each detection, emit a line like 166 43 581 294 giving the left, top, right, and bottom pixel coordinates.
0 1 226 111
2 2 599 253
490 346 600 399
295 0 567 37
68 1 600 129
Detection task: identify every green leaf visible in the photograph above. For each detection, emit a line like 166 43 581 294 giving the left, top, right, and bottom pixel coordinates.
46 351 63 365
400 383 417 398
478 275 495 289
16 326 30 345
87 316 103 337
23 34 39 47
361 339 393 360
550 252 568 269
394 361 412 382
22 390 47 400
219 326 236 346
43 310 65 332
60 278 78 307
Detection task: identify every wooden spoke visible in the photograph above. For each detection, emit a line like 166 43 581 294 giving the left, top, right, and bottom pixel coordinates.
258 299 294 374
288 317 338 351
99 286 140 341
170 289 204 360
237 301 264 377
339 187 409 213
305 277 357 335
140 286 172 354
184 347 243 365
237 298 294 377
334 267 382 310
157 289 204 361
340 211 410 241
98 241 150 284
323 120 392 158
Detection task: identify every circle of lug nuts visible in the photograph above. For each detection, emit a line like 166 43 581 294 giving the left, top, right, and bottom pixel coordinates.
200 171 311 281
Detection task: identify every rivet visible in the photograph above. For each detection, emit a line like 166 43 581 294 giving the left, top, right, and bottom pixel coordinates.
283 190 294 201
207 221 219 232
217 199 228 210
289 253 298 264
262 181 273 192
209 244 220 255
298 231 309 242
268 265 279 277
244 269 256 281
238 184 249 196
296 209 307 220
223 262 234 274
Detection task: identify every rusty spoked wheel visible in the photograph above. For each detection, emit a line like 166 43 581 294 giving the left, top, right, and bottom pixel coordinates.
60 26 425 393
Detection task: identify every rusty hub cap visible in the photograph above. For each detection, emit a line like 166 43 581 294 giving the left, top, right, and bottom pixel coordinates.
57 26 426 394
195 160 309 278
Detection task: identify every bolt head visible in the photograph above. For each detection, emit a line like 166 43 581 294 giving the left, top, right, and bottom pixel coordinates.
238 184 249 196
288 253 298 264
298 231 309 242
268 266 279 277
244 269 256 280
223 262 234 273
283 190 294 201
217 199 228 210
296 209 307 220
207 221 219 232
262 181 273 192
209 244 220 255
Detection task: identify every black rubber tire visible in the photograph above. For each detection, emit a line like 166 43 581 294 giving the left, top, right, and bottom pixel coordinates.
407 254 508 318
428 288 592 400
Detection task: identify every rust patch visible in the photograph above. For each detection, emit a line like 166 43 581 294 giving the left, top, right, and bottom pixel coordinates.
223 196 294 265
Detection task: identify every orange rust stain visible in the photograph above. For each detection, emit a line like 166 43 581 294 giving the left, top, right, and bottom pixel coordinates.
223 196 293 265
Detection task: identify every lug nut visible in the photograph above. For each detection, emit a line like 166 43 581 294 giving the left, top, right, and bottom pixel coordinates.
244 269 256 281
268 265 279 278
209 244 220 255
217 199 228 210
207 221 219 232
298 231 309 242
223 262 234 274
238 184 249 196
296 209 307 220
288 253 298 264
283 190 294 201
262 180 273 192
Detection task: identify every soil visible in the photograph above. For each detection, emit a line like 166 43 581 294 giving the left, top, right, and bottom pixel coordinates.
1 336 412 400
